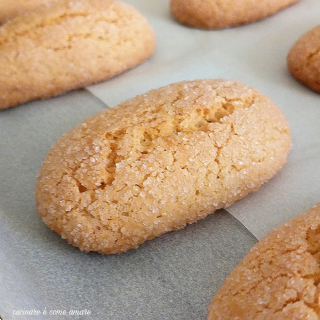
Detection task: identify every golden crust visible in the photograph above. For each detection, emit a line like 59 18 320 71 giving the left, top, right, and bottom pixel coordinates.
0 0 61 24
170 0 300 29
208 203 320 319
0 0 156 109
35 79 291 254
287 24 320 93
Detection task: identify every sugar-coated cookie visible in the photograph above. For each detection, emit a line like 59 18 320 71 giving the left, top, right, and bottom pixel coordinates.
0 0 155 110
208 203 320 320
35 79 291 254
170 0 300 29
287 24 320 93
0 0 60 24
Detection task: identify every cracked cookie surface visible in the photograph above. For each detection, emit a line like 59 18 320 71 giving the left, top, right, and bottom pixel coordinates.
208 203 320 320
0 0 61 24
35 79 291 254
170 0 300 29
287 24 320 93
0 0 155 109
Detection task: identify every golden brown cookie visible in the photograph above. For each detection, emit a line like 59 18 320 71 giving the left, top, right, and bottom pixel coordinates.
0 0 155 110
170 0 300 29
0 0 60 24
287 24 320 93
35 79 291 254
207 203 320 320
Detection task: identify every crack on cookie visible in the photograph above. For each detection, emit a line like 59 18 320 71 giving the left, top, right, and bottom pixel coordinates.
96 182 107 190
306 225 320 252
75 178 88 193
178 99 245 131
136 98 249 151
105 129 125 186
48 31 131 52
140 131 153 147
213 122 238 182
306 225 320 288
80 207 95 220
138 123 179 150
306 47 320 67
307 225 320 261
0 12 90 46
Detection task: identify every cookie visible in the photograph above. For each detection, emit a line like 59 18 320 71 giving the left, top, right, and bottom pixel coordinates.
0 0 156 110
170 0 300 29
207 203 320 320
0 0 60 24
287 24 320 93
35 79 291 254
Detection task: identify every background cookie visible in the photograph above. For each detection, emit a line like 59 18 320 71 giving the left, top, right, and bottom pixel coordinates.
0 0 155 110
35 79 291 254
0 0 60 24
170 0 300 29
287 24 320 93
208 203 320 319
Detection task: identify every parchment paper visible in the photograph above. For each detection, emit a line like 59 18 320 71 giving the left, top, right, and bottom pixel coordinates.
1 0 320 319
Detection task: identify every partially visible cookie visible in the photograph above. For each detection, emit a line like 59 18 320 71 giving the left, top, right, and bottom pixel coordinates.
208 203 320 320
170 0 300 29
0 0 156 110
35 79 291 254
287 24 320 93
0 0 60 24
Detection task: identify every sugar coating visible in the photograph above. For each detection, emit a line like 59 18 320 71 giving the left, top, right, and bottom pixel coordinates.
0 0 61 24
35 79 292 254
208 203 320 320
170 0 300 29
0 0 156 110
287 24 320 93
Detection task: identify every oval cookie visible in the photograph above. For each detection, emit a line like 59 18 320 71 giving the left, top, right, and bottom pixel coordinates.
208 203 320 320
170 0 300 29
35 79 291 254
0 0 61 24
287 24 320 93
0 0 155 110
